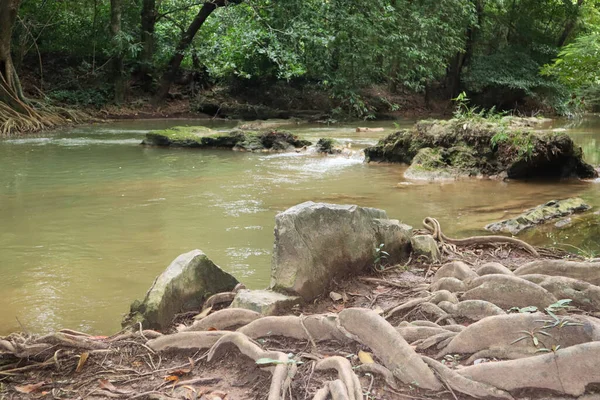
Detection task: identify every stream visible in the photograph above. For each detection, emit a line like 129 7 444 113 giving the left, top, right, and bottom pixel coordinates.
1 116 599 335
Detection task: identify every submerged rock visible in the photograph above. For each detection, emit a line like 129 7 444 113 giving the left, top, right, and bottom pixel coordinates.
364 118 598 180
237 118 303 131
270 202 412 301
485 198 591 235
230 289 301 315
123 250 239 330
142 126 311 152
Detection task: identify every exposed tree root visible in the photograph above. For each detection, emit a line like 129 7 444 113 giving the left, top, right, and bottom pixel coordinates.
396 326 454 342
423 217 539 256
355 363 399 390
207 332 291 400
315 356 362 400
183 308 261 332
311 385 330 400
417 331 457 350
514 260 600 285
520 274 600 310
432 261 479 283
430 277 467 292
328 379 351 400
422 356 514 399
463 274 558 309
202 291 236 309
437 313 600 358
465 348 532 365
337 308 442 390
437 300 506 321
476 262 514 276
419 302 457 325
237 315 350 343
457 342 600 396
147 331 227 352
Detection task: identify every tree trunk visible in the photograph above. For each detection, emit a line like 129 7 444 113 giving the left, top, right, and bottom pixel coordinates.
152 0 243 104
557 0 585 47
446 0 484 98
110 0 125 104
140 0 157 91
0 0 27 111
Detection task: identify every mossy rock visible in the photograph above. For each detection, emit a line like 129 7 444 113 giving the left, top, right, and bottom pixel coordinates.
142 126 312 152
485 198 592 235
364 118 598 180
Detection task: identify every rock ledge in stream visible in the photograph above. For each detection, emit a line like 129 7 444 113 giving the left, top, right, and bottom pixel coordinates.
485 197 591 235
142 126 312 152
122 249 239 331
270 201 412 301
364 118 598 180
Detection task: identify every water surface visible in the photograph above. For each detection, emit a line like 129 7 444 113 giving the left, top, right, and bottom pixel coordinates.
1 117 599 335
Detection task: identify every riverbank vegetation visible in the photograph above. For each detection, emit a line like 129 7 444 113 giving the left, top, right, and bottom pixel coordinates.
1 0 600 135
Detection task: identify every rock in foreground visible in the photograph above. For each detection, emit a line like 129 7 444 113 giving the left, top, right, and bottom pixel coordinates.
364 118 598 180
142 126 311 152
123 250 239 330
485 197 591 234
270 201 412 300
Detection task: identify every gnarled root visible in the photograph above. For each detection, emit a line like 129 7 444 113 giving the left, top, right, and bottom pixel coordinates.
315 356 362 400
147 331 227 352
456 342 600 396
423 217 539 256
337 308 441 390
463 274 557 309
396 326 454 342
432 261 479 283
329 379 351 400
202 292 236 309
207 332 291 400
430 277 467 293
386 290 457 319
514 260 600 285
238 315 349 343
421 356 514 399
437 300 506 321
417 331 457 350
520 274 600 311
183 308 261 332
476 262 514 276
355 363 399 390
311 385 330 400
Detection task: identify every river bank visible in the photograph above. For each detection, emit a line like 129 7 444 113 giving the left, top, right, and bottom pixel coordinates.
2 203 599 399
1 117 600 336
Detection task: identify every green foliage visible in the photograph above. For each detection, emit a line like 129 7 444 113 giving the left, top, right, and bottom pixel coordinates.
491 129 535 161
48 88 110 107
373 243 389 271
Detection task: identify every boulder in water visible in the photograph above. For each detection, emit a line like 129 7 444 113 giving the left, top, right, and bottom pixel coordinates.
270 202 412 301
123 250 239 330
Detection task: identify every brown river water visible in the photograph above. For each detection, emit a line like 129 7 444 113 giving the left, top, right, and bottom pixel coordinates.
1 117 599 335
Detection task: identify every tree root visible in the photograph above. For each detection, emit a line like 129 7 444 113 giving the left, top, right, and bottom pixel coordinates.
437 300 506 321
465 349 533 365
476 262 514 276
202 292 236 309
147 331 227 352
456 342 600 396
237 315 349 342
396 326 453 342
417 331 457 350
207 332 291 400
430 277 467 293
183 308 261 332
311 385 330 400
386 290 457 319
315 356 362 400
421 356 514 399
419 302 456 325
329 379 351 400
423 217 539 256
437 313 600 358
432 261 479 283
463 274 558 309
514 260 600 285
355 362 399 390
337 308 441 390
520 274 600 310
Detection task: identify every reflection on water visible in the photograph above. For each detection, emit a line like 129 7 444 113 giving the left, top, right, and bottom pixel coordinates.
1 117 599 335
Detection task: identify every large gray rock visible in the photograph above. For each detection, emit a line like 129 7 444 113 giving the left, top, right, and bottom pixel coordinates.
123 250 239 330
270 202 411 301
230 289 301 315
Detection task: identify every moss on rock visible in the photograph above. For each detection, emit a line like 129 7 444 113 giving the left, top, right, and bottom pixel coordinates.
364 118 598 180
142 126 312 152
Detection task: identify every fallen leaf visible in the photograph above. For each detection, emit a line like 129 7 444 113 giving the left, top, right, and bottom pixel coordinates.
207 327 218 331
372 306 384 315
210 390 228 398
168 357 194 376
75 352 89 373
164 375 180 383
194 306 213 320
358 350 374 364
15 382 45 394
